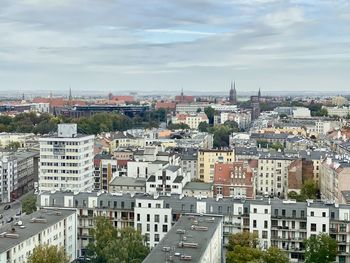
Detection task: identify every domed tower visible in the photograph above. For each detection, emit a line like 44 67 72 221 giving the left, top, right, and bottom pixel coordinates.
229 81 237 104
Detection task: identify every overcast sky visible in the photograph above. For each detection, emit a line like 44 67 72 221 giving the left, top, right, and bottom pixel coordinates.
0 0 350 95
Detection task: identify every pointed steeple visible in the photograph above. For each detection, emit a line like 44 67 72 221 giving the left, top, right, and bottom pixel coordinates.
233 81 236 91
69 86 72 101
258 87 261 98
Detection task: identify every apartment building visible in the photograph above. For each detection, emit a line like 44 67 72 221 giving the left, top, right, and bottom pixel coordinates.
0 154 17 203
93 154 118 191
257 154 294 198
38 191 350 263
171 113 209 130
143 215 223 263
38 124 95 192
320 157 350 204
146 166 189 195
134 198 172 248
0 150 38 203
197 149 235 183
0 209 77 263
213 161 254 198
180 150 197 180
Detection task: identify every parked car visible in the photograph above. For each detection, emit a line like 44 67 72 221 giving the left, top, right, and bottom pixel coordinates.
0 214 3 219
6 217 13 223
4 204 11 210
16 210 21 216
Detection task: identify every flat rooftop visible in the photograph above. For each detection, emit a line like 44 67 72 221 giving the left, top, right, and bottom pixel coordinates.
143 214 222 263
0 209 76 253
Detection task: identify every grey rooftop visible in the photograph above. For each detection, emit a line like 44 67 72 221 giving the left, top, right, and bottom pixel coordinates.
142 215 222 263
0 209 75 253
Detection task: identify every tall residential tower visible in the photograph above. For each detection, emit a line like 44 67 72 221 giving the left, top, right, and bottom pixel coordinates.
38 124 94 192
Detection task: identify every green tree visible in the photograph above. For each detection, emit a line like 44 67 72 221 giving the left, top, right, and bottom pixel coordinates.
204 106 216 124
226 232 288 263
304 233 337 263
198 121 210 132
6 141 20 150
167 123 190 130
262 247 289 263
22 195 37 214
87 217 149 263
27 244 70 263
300 179 318 200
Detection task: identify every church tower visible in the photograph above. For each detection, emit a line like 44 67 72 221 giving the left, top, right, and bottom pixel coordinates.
229 81 237 104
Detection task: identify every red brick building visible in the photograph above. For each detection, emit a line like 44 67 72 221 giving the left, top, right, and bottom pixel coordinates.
214 161 254 198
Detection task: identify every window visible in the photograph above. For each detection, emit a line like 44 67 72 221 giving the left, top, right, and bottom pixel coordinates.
301 210 305 218
311 211 314 217
154 224 158 232
282 209 286 217
254 208 257 213
164 215 168 223
322 224 326 232
264 220 268 229
274 209 278 216
264 209 268 214
322 212 326 217
262 231 268 239
146 224 150 232
311 223 316 232
155 234 160 242
331 212 335 219
147 214 150 222
148 203 151 208
292 210 296 218
155 215 160 223
163 225 168 232
137 214 140 221
253 220 257 228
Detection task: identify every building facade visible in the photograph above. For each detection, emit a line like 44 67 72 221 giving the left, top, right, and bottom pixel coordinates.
38 124 95 192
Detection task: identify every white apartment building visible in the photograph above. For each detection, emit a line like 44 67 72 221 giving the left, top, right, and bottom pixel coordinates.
134 198 172 248
292 107 311 118
38 124 95 192
0 154 17 203
0 209 77 263
325 106 350 117
176 103 209 114
39 191 350 263
146 166 190 195
257 155 293 198
250 203 271 249
171 113 209 129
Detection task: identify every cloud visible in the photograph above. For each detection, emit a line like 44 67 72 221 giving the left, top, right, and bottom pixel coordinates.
0 0 349 93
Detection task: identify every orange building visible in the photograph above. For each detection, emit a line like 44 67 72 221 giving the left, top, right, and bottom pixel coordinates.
214 161 254 198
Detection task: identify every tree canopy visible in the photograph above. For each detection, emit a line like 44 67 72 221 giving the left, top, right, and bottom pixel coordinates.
0 108 169 135
287 179 319 201
27 245 70 263
86 217 149 263
304 233 337 263
22 195 37 215
226 232 289 263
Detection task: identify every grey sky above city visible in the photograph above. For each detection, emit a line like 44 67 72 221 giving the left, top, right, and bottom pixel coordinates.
0 0 350 94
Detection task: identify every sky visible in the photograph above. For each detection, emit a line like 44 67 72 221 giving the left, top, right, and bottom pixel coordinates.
0 0 350 95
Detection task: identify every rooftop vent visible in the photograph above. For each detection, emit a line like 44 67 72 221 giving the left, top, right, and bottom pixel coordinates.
180 254 192 261
176 229 186 234
178 242 198 248
30 218 48 223
191 225 208 231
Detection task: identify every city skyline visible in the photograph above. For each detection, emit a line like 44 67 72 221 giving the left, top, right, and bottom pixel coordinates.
0 0 350 93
